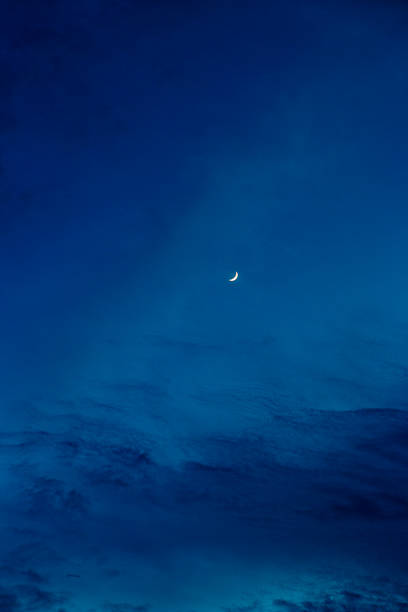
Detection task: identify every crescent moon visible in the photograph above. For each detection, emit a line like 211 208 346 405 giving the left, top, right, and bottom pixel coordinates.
229 271 238 282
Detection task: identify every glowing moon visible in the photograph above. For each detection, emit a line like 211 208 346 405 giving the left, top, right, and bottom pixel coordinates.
229 271 238 282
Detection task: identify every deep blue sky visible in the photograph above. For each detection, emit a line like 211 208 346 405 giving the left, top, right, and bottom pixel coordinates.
1 1 408 610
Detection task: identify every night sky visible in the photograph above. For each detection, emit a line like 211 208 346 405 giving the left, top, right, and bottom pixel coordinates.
1 1 408 610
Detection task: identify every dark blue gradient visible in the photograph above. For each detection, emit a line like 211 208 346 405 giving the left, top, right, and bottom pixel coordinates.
1 1 408 610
